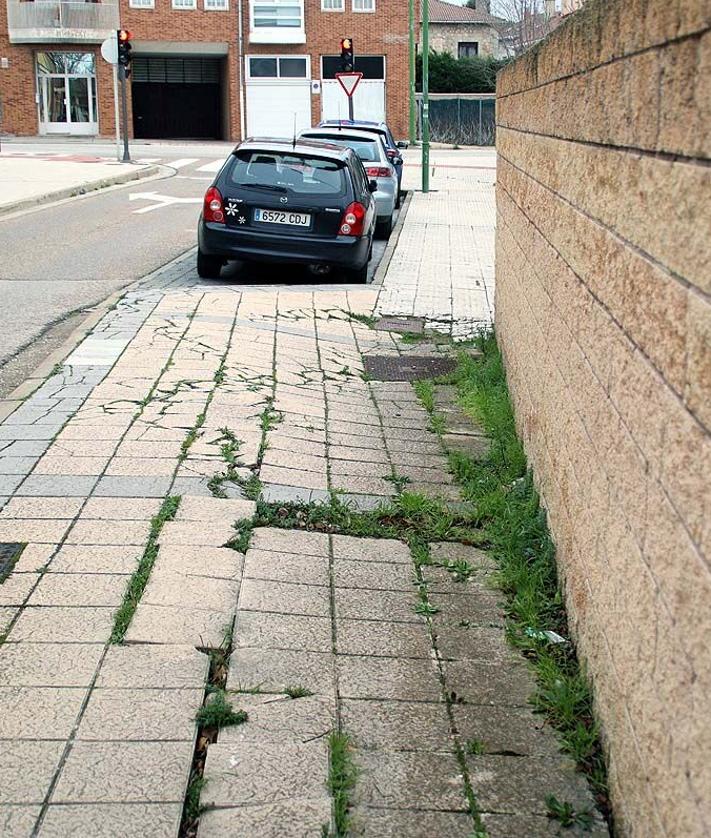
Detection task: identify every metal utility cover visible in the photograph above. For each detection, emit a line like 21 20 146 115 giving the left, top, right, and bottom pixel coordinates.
0 543 25 583
374 316 425 334
364 355 456 382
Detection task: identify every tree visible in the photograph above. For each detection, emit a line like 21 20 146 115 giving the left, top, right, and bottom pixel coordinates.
416 52 509 93
489 0 560 56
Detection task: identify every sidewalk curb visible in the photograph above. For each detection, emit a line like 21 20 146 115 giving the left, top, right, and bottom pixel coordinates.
371 190 412 287
0 163 161 218
0 247 193 420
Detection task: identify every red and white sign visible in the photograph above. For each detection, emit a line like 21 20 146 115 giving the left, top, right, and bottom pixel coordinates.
335 72 363 98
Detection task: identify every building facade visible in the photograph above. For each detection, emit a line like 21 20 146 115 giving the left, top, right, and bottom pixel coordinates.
425 0 503 60
0 0 410 141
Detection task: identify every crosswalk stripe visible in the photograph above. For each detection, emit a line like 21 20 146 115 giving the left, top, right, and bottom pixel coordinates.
168 157 200 169
196 159 225 173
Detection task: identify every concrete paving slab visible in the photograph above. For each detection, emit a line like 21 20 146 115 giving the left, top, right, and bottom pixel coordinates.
38 803 183 838
0 740 66 803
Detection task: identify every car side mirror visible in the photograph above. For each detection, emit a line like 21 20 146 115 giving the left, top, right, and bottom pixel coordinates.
397 141 409 149
368 179 378 193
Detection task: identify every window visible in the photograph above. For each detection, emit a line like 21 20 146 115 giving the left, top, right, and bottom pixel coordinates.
253 0 303 27
458 41 479 58
321 0 344 9
130 0 155 8
172 0 197 8
352 0 375 10
205 0 228 9
322 55 384 79
247 56 308 78
227 151 347 198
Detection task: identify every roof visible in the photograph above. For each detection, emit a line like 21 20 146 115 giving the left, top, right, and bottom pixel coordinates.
319 119 388 133
236 138 353 161
426 0 497 26
301 128 381 142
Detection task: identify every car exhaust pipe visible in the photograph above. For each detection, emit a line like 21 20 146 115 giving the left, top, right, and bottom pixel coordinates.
308 264 332 276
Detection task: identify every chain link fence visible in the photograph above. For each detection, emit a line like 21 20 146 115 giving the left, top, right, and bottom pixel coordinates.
416 93 496 146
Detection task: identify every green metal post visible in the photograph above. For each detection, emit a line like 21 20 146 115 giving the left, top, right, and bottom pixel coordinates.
421 0 430 192
408 0 416 145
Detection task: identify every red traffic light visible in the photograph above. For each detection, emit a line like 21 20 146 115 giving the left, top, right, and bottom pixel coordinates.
118 29 132 41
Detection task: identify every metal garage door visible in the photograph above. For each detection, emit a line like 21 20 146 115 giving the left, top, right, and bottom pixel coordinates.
245 56 312 139
321 55 385 123
132 57 222 140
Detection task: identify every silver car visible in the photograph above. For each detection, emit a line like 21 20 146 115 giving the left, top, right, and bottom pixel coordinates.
298 127 397 238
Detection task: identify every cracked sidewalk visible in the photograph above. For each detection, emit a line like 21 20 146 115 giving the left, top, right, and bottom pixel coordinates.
0 151 605 838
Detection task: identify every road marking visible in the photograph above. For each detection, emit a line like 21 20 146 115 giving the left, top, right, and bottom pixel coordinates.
135 157 161 163
168 157 200 170
196 159 224 173
129 191 202 213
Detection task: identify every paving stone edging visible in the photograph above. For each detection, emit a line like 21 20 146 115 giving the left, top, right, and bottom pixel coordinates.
371 190 413 287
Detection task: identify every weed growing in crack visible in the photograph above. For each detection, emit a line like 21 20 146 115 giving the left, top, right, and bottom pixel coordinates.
414 601 440 617
413 379 435 413
344 311 376 328
227 518 254 554
446 558 475 582
325 731 358 838
546 795 594 829
465 738 486 756
384 473 411 493
180 413 205 461
285 685 313 699
183 772 207 824
195 690 248 729
110 495 180 644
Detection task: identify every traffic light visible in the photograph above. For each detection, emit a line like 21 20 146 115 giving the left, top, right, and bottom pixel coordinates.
117 29 133 75
340 37 354 72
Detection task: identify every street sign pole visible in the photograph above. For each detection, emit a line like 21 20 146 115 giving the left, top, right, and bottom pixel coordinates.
408 0 416 145
118 64 130 163
112 64 120 161
348 95 354 121
422 0 430 193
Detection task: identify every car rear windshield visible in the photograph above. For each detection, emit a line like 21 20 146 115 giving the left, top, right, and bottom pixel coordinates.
227 151 348 197
303 135 380 163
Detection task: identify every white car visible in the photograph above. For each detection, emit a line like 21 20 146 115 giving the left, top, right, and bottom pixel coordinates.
298 126 397 238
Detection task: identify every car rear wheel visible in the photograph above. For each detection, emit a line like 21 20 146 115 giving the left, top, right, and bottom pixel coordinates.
376 214 393 239
395 190 402 210
346 261 368 283
197 250 223 279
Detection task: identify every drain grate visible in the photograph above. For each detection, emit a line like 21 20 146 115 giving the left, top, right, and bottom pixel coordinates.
363 355 456 382
374 316 425 334
0 543 25 583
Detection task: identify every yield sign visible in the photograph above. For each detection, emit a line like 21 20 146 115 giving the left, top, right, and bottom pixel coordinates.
335 72 363 98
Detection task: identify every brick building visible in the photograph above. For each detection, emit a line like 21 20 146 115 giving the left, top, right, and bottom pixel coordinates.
0 0 410 140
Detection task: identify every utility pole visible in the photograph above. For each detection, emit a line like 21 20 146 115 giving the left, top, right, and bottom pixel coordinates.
421 0 430 192
408 0 416 145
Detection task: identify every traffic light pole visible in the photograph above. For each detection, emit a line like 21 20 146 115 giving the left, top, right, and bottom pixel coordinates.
408 0 416 145
118 64 130 163
421 0 430 193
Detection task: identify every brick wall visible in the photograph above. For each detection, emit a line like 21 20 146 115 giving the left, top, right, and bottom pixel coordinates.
495 0 711 834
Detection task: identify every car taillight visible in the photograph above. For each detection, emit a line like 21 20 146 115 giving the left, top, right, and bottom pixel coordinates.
203 186 224 223
365 166 392 178
339 201 366 237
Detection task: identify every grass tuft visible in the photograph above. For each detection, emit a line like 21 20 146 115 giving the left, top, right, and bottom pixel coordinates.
110 495 180 644
326 731 358 837
285 685 313 699
195 689 248 729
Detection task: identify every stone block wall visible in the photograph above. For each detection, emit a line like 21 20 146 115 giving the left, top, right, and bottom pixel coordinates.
495 0 711 834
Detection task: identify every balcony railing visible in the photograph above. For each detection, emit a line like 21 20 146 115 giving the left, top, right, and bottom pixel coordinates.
6 0 120 43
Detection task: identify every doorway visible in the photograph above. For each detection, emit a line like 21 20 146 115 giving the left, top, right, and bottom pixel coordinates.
36 52 98 135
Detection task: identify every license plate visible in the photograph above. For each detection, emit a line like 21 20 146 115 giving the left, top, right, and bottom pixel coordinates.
254 208 311 227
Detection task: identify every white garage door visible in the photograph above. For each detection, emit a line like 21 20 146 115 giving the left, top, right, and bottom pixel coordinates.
320 55 386 124
245 55 312 138
321 80 385 123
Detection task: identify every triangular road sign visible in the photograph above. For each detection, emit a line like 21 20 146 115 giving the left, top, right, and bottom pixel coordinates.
335 72 363 98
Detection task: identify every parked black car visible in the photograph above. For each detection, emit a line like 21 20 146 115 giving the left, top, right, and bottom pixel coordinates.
197 139 378 282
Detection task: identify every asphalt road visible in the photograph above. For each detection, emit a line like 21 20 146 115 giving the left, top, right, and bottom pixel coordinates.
0 139 394 397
